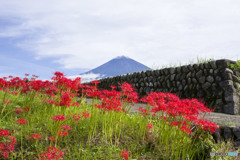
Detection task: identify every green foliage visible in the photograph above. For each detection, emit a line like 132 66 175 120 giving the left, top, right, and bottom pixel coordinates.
229 60 240 71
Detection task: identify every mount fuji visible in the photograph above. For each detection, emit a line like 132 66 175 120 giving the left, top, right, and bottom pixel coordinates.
72 56 151 83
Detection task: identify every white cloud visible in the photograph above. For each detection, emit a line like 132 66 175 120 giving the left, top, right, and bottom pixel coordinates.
0 0 240 70
67 72 104 83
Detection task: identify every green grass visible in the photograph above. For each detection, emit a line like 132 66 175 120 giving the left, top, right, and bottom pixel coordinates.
1 73 240 160
0 90 239 160
150 56 215 70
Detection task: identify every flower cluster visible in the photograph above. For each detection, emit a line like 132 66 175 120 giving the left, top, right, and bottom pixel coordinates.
120 150 129 160
140 92 219 134
58 125 72 137
52 115 66 122
72 111 91 122
0 129 16 159
16 118 27 125
39 146 64 160
27 133 41 141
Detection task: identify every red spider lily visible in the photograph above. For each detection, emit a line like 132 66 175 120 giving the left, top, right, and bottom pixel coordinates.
4 99 10 104
53 71 64 78
48 136 57 142
193 119 219 134
52 115 66 122
60 125 72 131
180 125 192 134
32 75 39 78
8 136 16 144
0 136 16 159
110 85 116 89
15 107 23 115
24 107 30 112
120 82 133 93
0 129 10 137
100 90 122 99
138 107 149 116
160 116 166 120
40 146 64 160
91 80 100 85
0 150 9 159
27 133 41 140
120 150 129 160
71 102 80 107
59 92 73 107
11 91 18 95
58 131 68 137
101 98 122 112
146 123 153 130
25 74 29 76
72 113 81 122
81 111 90 119
43 99 57 105
16 118 26 125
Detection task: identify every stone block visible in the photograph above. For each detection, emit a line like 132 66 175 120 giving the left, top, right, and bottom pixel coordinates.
202 82 211 89
193 64 199 70
206 76 214 83
216 59 231 69
233 127 240 140
223 103 239 115
169 67 175 74
196 70 203 78
219 80 233 87
224 127 233 140
209 61 217 69
187 64 194 71
199 76 206 84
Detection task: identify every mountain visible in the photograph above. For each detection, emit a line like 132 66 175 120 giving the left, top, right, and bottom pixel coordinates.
79 56 151 82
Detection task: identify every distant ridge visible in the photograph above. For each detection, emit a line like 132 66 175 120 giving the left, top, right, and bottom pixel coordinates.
80 56 151 81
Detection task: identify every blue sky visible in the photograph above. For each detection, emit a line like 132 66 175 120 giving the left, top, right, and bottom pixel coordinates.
0 0 240 80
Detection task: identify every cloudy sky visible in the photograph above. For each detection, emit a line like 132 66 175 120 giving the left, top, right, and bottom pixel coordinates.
0 0 240 80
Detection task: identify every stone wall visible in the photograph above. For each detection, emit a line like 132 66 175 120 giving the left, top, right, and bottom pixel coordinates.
90 59 240 115
213 125 240 148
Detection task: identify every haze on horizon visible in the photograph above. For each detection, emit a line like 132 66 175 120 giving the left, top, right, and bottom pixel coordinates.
0 0 240 80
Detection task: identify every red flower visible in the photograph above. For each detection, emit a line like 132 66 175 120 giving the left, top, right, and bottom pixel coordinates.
81 111 90 119
27 133 41 140
40 146 64 160
146 123 153 130
24 107 30 112
120 150 129 160
138 107 149 116
91 80 100 85
110 85 116 90
58 131 68 137
16 118 26 125
0 151 9 159
180 125 191 134
72 113 81 122
25 74 29 76
60 125 72 131
0 129 10 137
194 119 219 134
54 71 64 78
52 115 66 122
15 107 23 115
48 136 56 142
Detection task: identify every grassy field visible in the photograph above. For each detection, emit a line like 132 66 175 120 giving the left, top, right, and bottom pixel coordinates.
0 72 239 160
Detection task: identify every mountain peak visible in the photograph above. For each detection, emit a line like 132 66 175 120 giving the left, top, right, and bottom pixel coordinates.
80 56 151 82
114 55 130 59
